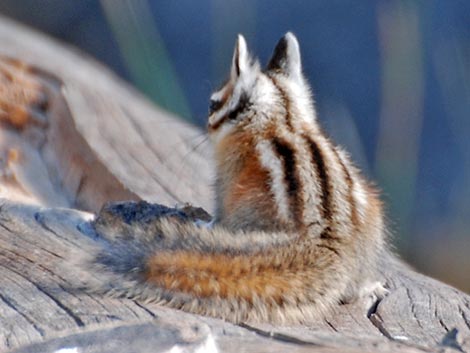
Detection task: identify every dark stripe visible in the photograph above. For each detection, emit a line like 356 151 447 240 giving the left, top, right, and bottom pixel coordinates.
209 113 228 131
209 93 250 131
266 76 294 131
317 242 340 257
271 137 302 227
302 135 332 225
332 148 359 228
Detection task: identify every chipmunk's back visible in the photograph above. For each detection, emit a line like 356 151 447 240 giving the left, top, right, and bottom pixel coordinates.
87 32 387 324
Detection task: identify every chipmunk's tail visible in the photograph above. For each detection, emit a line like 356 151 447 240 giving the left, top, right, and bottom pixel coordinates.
84 220 364 324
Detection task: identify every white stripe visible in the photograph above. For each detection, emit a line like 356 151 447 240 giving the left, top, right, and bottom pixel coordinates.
210 88 226 102
353 180 367 208
282 78 317 123
336 148 367 219
255 140 290 222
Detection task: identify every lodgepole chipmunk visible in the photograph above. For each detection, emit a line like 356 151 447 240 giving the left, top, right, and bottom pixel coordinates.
86 33 386 324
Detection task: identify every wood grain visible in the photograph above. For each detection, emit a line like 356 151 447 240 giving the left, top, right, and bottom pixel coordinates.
0 15 213 212
1 200 469 353
0 14 469 353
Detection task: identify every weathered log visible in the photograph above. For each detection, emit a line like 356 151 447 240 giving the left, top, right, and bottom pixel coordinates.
0 14 469 353
0 15 212 212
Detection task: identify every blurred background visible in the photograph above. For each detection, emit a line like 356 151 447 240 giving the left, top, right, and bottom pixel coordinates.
0 0 469 291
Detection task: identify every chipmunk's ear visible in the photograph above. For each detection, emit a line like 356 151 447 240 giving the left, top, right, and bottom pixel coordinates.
231 34 251 79
267 32 302 81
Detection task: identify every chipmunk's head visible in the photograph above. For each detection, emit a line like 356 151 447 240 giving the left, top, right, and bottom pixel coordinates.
207 32 317 144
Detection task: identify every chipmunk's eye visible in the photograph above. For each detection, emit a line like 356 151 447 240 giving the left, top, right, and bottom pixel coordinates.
228 93 250 121
209 99 223 115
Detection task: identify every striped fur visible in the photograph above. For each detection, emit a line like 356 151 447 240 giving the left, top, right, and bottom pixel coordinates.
87 33 386 324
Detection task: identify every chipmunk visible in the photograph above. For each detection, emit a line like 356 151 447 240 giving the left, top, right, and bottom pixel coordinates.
86 33 386 324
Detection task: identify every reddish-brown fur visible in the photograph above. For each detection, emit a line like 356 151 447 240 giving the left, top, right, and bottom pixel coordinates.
144 237 342 306
145 251 296 304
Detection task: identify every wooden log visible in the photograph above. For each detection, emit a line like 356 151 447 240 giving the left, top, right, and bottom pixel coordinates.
0 14 469 353
0 15 213 212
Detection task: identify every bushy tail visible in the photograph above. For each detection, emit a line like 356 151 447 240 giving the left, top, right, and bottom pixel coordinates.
84 219 358 324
